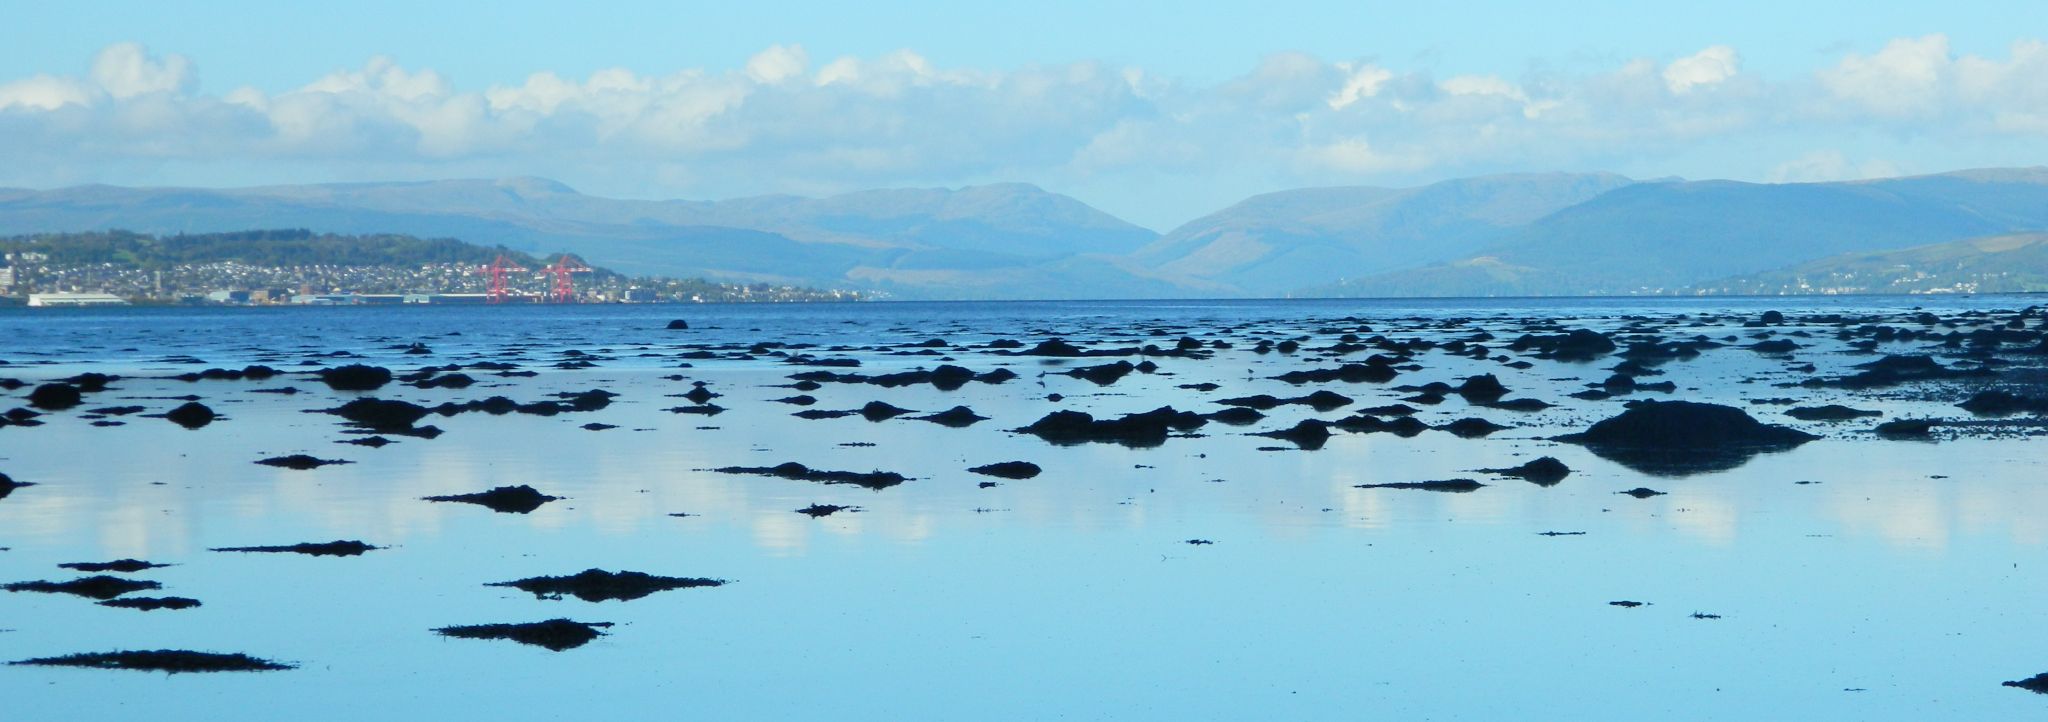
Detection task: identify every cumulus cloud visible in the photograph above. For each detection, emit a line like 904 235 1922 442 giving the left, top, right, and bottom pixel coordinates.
1 37 2046 224
90 43 194 99
1663 45 1738 94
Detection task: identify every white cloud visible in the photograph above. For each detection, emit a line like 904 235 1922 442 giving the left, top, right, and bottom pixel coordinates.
1819 34 1950 117
744 44 808 85
1663 45 1739 94
1327 63 1393 110
90 42 193 99
0 75 93 111
2 37 2047 224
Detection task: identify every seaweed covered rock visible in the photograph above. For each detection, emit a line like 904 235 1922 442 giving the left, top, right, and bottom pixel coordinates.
211 540 378 556
327 398 434 432
713 462 909 490
490 569 724 602
1556 400 1817 476
1785 405 1882 422
968 461 1042 480
27 383 83 410
1477 457 1572 486
9 650 292 673
435 619 613 651
1355 479 1485 493
314 364 393 391
161 401 218 429
5 575 161 600
1013 407 1206 448
424 485 562 514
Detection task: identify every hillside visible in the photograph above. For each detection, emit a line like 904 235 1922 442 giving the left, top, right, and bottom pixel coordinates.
1314 168 2048 297
0 180 1165 299
1695 232 2048 295
1132 172 1633 295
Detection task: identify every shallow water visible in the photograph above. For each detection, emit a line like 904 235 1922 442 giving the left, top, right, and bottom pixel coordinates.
2 297 2045 719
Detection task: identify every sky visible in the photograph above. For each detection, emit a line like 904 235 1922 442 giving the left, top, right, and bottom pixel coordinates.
2 1 2045 230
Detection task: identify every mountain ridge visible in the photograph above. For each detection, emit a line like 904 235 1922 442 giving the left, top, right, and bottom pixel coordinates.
7 166 2048 299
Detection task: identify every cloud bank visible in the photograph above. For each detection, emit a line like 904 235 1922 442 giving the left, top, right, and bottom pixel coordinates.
2 36 2044 226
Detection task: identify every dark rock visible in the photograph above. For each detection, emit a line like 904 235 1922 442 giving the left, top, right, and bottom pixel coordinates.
1063 361 1136 385
1477 457 1571 486
1507 329 1616 360
912 406 988 427
713 462 909 490
2004 673 2048 694
254 455 352 470
859 401 914 421
681 386 718 404
314 364 393 391
59 559 168 573
1013 406 1206 448
1809 354 1990 389
1254 419 1334 450
1619 488 1666 498
340 436 394 447
162 402 218 429
424 485 562 514
0 472 33 500
435 619 613 651
27 383 83 410
665 404 725 416
580 423 617 431
1440 417 1508 438
1556 400 1819 476
968 461 1041 480
1785 405 1882 422
796 504 856 518
327 398 432 431
98 596 202 611
9 650 292 673
5 575 161 600
1609 600 1645 608
1958 391 2048 417
64 372 115 391
1354 479 1485 492
1456 374 1510 403
1747 339 1800 354
211 540 378 556
1875 419 1938 437
1205 407 1266 425
665 319 690 330
1271 362 1398 384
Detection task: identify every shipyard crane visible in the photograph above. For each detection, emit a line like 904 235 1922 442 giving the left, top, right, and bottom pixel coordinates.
543 255 592 303
477 255 529 304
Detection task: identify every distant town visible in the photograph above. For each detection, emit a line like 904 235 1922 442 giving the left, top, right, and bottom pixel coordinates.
0 230 863 307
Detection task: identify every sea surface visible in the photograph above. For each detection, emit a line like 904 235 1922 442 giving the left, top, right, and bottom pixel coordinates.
2 296 2045 720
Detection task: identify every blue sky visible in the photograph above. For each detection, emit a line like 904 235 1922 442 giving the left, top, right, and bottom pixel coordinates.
3 1 2045 229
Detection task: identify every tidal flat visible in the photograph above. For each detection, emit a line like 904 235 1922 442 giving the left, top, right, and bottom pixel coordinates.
1 297 2045 719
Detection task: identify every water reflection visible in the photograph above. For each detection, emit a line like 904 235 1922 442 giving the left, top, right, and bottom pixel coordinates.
3 298 2047 720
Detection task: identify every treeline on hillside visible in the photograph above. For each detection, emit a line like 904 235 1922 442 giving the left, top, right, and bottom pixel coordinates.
0 229 608 275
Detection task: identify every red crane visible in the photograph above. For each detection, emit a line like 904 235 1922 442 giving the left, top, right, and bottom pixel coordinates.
543 255 592 303
478 255 529 304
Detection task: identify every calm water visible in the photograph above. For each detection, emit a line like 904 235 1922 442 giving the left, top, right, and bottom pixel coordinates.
2 297 2045 720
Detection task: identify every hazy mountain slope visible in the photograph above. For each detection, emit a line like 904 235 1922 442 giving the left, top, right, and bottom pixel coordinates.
0 179 1163 295
1133 172 1634 294
1696 232 2048 294
1318 169 2048 296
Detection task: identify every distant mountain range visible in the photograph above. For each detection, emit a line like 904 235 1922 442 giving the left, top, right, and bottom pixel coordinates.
5 167 2048 299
